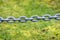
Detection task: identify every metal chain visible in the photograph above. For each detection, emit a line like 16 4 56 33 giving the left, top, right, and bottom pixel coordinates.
0 14 60 23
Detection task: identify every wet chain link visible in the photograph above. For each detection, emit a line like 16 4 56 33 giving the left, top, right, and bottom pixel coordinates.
0 14 60 23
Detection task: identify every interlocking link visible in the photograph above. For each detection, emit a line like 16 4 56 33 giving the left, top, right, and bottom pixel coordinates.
55 14 60 20
42 14 51 21
49 15 57 19
30 15 39 22
5 16 16 23
0 13 60 23
18 16 28 23
0 17 4 22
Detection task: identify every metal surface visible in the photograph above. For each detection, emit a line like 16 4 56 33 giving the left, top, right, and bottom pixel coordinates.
0 14 60 23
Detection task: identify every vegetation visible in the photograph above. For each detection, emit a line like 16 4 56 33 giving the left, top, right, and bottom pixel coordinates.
0 0 60 40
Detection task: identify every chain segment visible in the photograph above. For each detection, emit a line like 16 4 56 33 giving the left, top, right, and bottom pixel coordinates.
0 14 60 23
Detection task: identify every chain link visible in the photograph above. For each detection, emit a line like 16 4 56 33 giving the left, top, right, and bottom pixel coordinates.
55 14 60 20
42 14 51 21
0 14 60 23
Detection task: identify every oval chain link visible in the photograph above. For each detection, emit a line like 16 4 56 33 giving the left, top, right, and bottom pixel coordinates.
0 14 60 23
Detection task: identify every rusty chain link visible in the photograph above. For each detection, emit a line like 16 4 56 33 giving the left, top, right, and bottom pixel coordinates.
0 14 60 23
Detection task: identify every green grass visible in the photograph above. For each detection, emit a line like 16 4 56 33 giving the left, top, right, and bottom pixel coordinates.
0 0 60 40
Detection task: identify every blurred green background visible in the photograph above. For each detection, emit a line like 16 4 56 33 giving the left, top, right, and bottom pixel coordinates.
0 0 60 40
